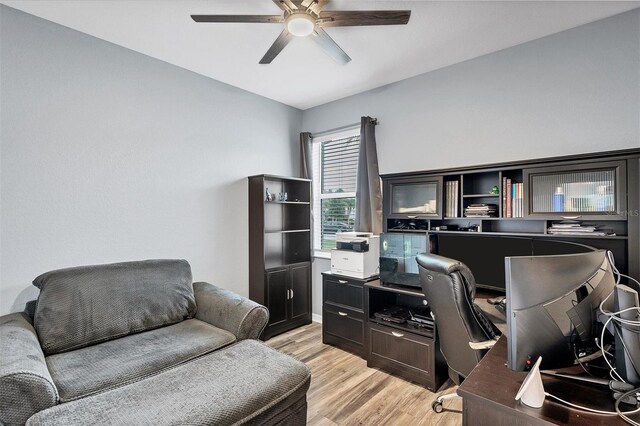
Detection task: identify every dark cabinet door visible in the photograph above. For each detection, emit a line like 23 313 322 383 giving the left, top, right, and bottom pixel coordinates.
265 268 289 327
384 176 443 219
523 160 627 220
289 263 310 321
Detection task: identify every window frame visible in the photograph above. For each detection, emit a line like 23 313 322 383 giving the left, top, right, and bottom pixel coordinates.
312 127 361 257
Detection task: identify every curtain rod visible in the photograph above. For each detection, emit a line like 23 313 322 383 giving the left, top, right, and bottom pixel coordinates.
311 117 378 138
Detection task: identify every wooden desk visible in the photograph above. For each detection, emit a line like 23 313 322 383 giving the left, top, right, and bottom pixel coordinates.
457 337 639 425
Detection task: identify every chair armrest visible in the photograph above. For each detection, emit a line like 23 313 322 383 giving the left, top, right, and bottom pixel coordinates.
193 282 269 340
469 339 498 350
0 313 58 425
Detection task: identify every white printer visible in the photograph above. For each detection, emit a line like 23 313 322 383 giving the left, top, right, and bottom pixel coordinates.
330 232 380 279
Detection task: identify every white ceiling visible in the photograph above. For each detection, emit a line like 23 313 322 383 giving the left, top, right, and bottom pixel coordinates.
3 1 639 109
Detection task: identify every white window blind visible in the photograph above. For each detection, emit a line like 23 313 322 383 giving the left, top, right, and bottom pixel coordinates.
312 128 360 253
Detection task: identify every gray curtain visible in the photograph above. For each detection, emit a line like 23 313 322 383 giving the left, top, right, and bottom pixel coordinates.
355 117 382 234
300 132 314 255
300 132 312 179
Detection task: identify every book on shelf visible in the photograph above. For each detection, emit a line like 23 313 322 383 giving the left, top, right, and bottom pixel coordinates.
502 179 523 218
502 177 507 218
512 182 523 218
464 203 498 218
506 178 512 218
445 180 459 217
454 180 459 217
547 221 615 236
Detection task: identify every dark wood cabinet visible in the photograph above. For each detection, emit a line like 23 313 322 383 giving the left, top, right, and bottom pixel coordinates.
322 272 373 358
249 175 312 340
384 176 443 219
365 281 447 392
382 149 640 284
265 267 289 328
289 263 311 322
264 262 311 338
368 322 438 388
321 272 448 392
523 159 627 220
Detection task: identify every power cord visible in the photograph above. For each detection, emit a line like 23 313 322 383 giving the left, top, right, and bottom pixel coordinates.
545 251 640 424
545 391 640 416
617 388 640 426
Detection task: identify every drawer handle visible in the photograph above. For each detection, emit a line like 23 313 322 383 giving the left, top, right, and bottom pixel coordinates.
338 311 348 317
338 280 348 284
391 331 404 338
407 215 417 219
561 215 581 220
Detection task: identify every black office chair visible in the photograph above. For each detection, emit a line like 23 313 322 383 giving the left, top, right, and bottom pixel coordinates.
416 252 501 413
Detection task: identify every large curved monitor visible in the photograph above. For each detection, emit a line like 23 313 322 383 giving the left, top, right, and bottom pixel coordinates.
436 234 598 292
506 249 615 371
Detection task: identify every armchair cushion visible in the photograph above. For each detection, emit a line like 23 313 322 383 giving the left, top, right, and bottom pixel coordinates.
46 319 235 402
33 259 197 355
194 282 268 340
27 340 311 426
0 313 58 425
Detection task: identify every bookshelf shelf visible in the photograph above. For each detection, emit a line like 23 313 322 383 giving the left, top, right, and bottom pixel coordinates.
265 229 311 235
425 230 628 240
463 194 500 198
264 201 310 205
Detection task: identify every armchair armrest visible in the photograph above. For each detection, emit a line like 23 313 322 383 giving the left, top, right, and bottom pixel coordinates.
193 282 268 341
0 313 58 425
469 339 498 350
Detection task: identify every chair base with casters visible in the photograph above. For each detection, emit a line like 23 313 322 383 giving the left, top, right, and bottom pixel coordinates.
432 392 461 413
430 342 497 413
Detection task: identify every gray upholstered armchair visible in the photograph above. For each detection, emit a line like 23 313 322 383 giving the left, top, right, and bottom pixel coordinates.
0 259 310 426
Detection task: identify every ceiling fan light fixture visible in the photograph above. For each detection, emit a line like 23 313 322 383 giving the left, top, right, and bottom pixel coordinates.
286 13 315 37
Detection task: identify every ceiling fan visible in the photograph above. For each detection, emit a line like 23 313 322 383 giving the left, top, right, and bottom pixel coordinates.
191 0 411 65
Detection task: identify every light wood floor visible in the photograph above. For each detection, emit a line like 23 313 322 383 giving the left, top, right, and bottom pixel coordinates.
266 322 462 426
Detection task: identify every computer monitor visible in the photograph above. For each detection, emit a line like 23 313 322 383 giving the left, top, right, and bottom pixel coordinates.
379 233 429 288
436 234 595 292
505 249 616 371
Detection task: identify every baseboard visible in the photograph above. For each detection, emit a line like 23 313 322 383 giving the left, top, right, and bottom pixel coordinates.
312 313 322 324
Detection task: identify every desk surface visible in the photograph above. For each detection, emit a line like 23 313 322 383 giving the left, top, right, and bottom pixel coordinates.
457 336 639 425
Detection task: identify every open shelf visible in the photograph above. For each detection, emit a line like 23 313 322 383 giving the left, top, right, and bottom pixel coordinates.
427 230 627 239
265 229 310 234
366 283 434 339
264 201 310 205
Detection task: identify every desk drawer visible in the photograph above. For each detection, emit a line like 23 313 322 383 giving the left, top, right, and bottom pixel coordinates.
323 277 364 311
367 322 436 389
324 305 364 345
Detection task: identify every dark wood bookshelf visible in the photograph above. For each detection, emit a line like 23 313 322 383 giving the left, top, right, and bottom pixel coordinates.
382 148 640 283
248 174 312 340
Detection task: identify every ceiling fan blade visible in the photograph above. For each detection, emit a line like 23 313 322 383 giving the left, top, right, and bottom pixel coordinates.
259 29 293 64
191 15 284 23
271 0 298 12
312 27 351 65
302 0 329 15
318 10 411 27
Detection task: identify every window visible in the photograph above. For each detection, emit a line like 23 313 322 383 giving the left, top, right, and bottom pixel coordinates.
312 128 360 254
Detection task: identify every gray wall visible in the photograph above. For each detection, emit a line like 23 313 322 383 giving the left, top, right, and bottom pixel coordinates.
303 9 640 174
0 6 302 314
303 9 639 319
